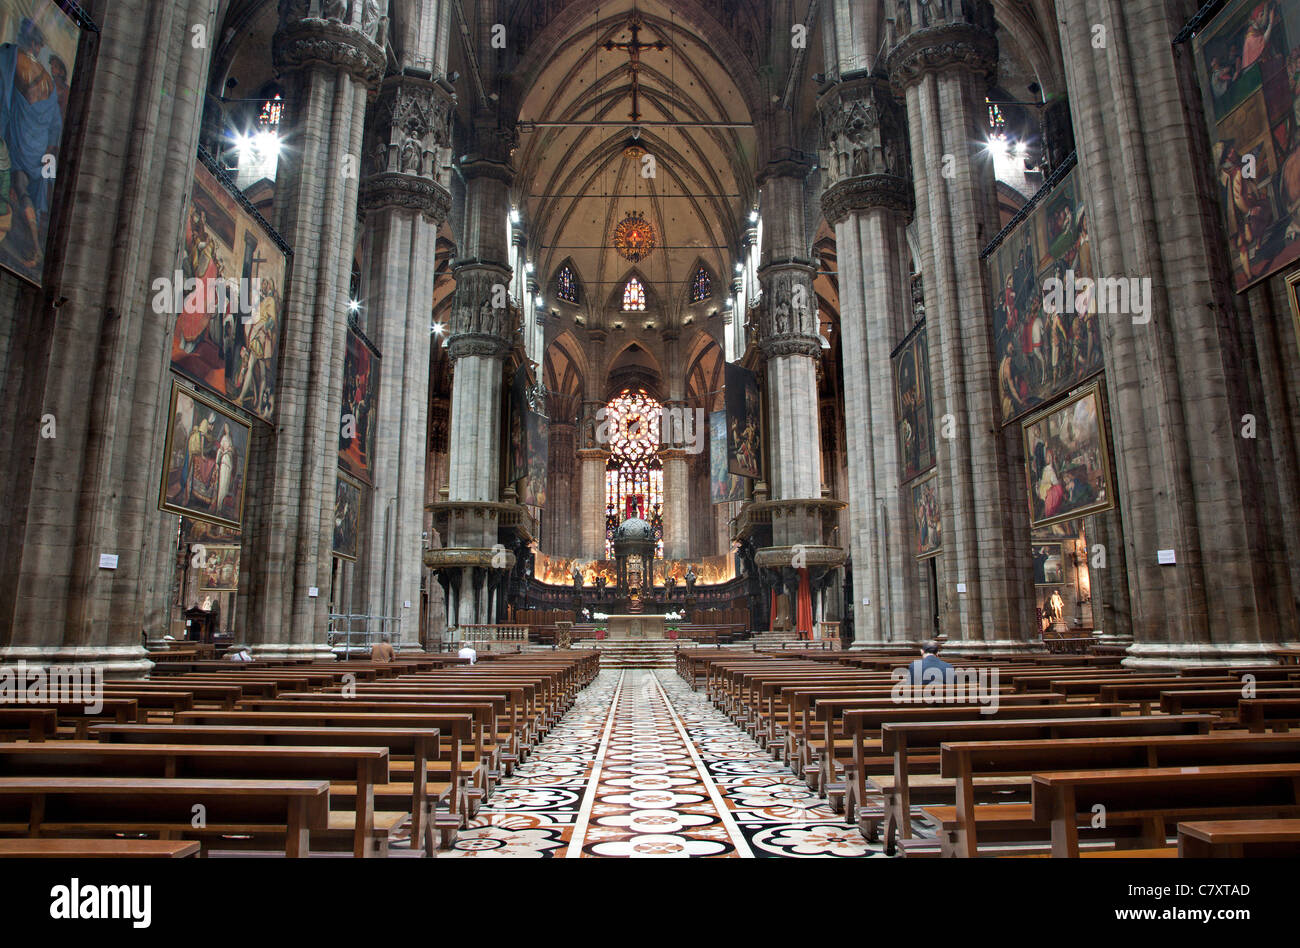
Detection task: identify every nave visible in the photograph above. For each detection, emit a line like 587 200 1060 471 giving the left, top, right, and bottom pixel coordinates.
444 669 876 858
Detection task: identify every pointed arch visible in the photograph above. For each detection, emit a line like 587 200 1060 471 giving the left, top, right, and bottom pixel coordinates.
552 258 583 305
608 267 656 314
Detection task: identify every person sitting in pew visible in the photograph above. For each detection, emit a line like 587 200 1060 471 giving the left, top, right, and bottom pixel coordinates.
458 641 478 665
905 641 955 685
370 636 396 663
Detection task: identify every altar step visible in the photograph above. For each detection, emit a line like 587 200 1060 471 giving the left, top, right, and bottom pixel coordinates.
595 641 677 668
748 631 807 649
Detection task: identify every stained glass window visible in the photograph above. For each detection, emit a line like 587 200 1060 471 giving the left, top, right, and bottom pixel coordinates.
259 93 284 130
557 265 578 303
604 388 664 557
987 99 1005 135
690 265 711 303
622 277 646 312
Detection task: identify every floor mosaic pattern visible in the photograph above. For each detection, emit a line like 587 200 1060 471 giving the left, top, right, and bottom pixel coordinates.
443 669 883 858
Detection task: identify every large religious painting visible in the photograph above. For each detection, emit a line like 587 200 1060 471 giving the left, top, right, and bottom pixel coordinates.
181 516 239 543
198 545 240 591
159 381 251 530
892 321 936 482
1194 0 1300 291
332 475 359 561
724 361 762 479
989 165 1104 424
509 367 528 486
709 410 744 503
0 0 84 286
522 403 548 508
1032 542 1065 586
1021 382 1115 529
170 157 288 422
911 473 941 560
339 326 379 484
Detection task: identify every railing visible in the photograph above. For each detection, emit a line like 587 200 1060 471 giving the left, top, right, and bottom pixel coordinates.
456 624 531 649
327 613 404 659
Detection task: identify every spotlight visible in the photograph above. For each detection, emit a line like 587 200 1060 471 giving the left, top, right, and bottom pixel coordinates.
431 321 445 336
348 299 361 314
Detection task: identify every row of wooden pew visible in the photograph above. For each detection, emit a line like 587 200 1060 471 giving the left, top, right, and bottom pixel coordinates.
0 651 600 857
676 648 1300 857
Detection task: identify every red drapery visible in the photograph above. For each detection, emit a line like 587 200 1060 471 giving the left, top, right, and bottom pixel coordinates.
769 588 777 632
796 568 813 640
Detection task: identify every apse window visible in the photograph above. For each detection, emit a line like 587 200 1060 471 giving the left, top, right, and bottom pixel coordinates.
557 265 579 303
690 265 711 303
623 277 647 312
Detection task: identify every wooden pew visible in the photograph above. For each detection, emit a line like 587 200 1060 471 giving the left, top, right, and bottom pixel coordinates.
1159 687 1300 717
0 708 57 743
1032 763 1300 857
91 723 450 851
0 741 392 857
0 838 200 858
0 776 330 857
878 707 1211 853
8 699 140 737
1177 819 1300 857
940 731 1300 856
1240 697 1300 733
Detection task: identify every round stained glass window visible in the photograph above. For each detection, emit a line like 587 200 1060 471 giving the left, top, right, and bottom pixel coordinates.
613 211 657 263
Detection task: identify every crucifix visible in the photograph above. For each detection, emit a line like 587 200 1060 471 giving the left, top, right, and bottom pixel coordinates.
603 14 667 123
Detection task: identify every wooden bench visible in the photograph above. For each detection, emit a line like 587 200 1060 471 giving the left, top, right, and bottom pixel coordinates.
0 741 393 857
0 776 330 857
8 699 140 737
939 731 1300 856
1177 819 1300 857
0 708 57 742
0 838 200 858
1032 763 1300 857
1240 697 1300 733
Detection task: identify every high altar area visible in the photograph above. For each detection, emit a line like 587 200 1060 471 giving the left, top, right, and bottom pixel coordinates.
605 615 667 640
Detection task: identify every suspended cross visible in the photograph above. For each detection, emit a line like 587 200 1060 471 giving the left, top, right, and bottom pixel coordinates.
603 15 667 123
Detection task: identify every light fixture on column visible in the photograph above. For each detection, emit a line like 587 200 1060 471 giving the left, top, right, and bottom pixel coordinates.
348 299 361 314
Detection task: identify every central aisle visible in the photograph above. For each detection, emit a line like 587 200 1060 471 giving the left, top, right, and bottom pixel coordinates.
444 670 880 858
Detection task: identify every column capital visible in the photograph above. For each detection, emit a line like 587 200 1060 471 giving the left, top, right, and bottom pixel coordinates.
273 10 386 86
361 74 455 221
755 262 822 359
361 173 452 222
457 120 520 183
884 4 998 92
817 76 914 224
447 263 517 360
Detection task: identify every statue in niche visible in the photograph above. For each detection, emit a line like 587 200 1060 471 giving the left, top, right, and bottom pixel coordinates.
479 298 499 336
773 297 791 335
361 0 381 38
399 134 421 174
322 0 348 23
571 564 583 589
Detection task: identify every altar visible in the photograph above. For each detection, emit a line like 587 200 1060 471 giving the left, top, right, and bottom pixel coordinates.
605 614 666 640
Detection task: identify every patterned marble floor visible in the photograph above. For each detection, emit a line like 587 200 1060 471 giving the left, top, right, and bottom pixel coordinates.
443 669 883 858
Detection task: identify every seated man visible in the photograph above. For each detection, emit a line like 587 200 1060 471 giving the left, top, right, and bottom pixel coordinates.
370 635 396 663
457 640 477 665
904 640 954 684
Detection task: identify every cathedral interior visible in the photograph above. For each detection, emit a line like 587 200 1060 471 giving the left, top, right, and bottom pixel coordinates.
0 0 1298 671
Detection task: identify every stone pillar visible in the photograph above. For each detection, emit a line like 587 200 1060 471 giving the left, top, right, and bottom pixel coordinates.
660 448 690 560
579 449 609 561
351 71 454 644
0 0 219 675
819 75 924 648
1057 0 1299 664
237 5 386 659
547 421 577 555
886 1 1037 653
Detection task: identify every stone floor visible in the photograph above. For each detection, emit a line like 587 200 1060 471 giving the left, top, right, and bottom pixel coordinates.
442 669 883 858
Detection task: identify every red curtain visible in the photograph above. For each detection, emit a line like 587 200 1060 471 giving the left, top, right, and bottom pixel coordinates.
796 568 813 640
769 588 777 632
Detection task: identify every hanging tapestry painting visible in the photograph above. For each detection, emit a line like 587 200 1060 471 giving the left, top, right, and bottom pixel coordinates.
892 321 936 483
1032 542 1066 586
198 545 241 591
338 325 379 484
522 400 548 508
1194 0 1300 291
333 475 359 561
988 164 1104 424
1021 381 1115 529
710 409 745 503
169 155 288 421
0 0 85 285
159 381 251 531
911 473 941 560
724 361 762 479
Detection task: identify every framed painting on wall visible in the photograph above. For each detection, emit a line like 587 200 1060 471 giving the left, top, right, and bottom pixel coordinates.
1032 542 1065 586
0 0 88 286
892 321 936 483
911 473 942 560
724 361 762 479
1021 381 1115 529
333 474 360 562
159 381 251 531
338 325 379 484
709 410 745 503
198 545 240 591
1193 0 1300 291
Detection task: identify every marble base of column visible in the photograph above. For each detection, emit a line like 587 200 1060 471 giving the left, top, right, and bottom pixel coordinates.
940 639 1049 657
1121 641 1300 669
0 646 154 680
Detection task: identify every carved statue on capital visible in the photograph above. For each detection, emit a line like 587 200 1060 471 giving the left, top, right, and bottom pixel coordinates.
275 0 387 84
446 264 519 359
818 77 915 224
755 267 820 357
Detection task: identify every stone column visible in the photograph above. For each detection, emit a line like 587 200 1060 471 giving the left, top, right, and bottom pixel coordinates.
579 449 609 561
0 0 219 675
238 5 386 659
351 71 453 644
660 448 690 560
885 1 1036 653
819 75 924 647
1054 0 1300 664
547 421 576 555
